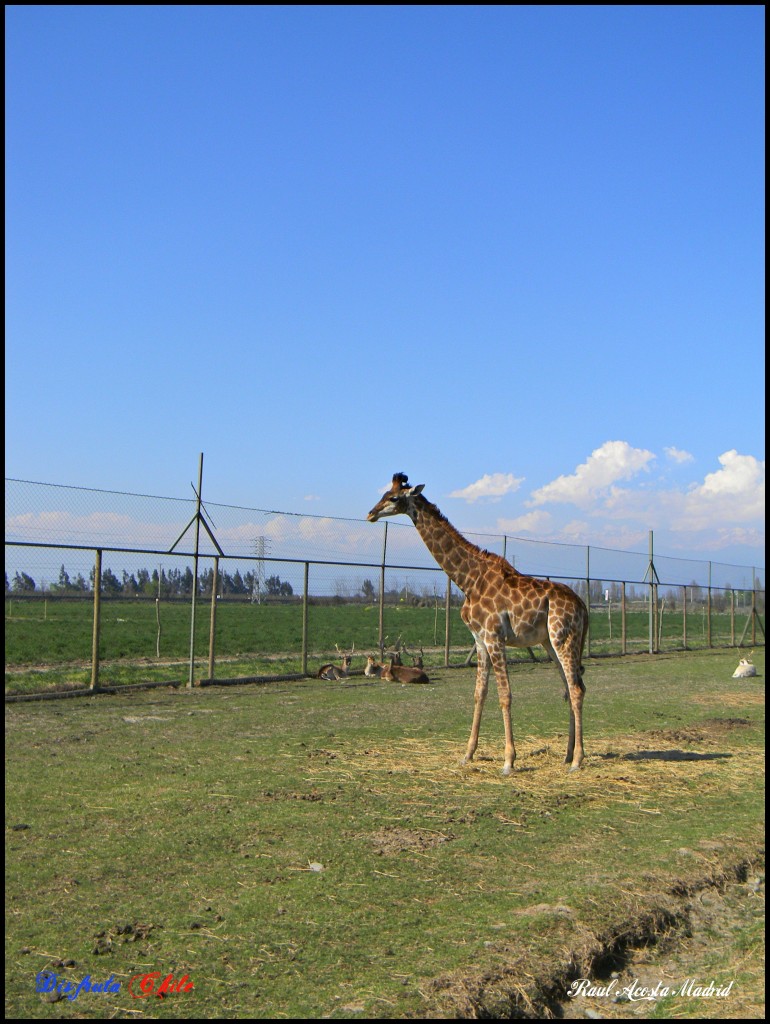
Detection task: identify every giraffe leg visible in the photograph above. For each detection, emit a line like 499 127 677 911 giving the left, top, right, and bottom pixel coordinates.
462 637 490 767
487 639 516 775
565 676 585 770
562 651 585 771
565 703 576 764
544 637 585 771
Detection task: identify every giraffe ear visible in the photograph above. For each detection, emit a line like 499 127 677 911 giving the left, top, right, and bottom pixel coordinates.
406 484 425 496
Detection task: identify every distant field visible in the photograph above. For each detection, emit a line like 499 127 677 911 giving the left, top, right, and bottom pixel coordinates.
5 596 762 695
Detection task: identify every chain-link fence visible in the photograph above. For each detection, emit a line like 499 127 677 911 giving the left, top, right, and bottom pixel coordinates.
5 478 765 696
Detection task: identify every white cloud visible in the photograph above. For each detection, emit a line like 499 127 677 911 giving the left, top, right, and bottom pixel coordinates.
449 472 524 504
5 510 175 547
529 441 655 508
496 510 553 535
576 450 765 551
675 451 765 532
664 446 694 464
692 450 764 501
559 519 650 550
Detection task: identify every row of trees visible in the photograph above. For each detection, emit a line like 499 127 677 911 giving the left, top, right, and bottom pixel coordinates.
6 567 761 612
5 566 293 599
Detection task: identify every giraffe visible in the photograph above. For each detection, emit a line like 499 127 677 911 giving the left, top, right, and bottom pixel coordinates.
367 473 589 773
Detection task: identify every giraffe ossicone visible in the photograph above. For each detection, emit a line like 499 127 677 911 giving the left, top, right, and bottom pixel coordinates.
367 472 588 773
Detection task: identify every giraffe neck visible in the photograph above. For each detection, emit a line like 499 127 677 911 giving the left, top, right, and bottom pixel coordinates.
411 497 500 594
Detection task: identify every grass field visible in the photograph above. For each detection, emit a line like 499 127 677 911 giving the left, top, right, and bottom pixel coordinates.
5 648 764 1018
5 596 763 695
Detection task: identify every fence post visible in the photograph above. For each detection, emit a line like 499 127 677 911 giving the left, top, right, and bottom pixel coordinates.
302 562 309 676
444 575 452 667
682 585 688 650
90 548 102 690
621 582 627 655
707 562 712 648
730 590 735 647
207 556 219 682
585 546 591 656
378 523 387 654
646 531 660 654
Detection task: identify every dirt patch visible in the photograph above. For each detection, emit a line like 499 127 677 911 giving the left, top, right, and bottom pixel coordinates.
647 718 752 745
692 691 764 707
358 826 454 855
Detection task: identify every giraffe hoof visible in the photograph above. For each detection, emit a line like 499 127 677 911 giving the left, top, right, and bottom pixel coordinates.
568 761 583 772
502 764 513 776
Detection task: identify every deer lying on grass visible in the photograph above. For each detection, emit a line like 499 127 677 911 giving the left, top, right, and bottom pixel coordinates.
380 657 431 684
382 634 404 666
318 644 355 681
364 655 383 678
404 643 425 669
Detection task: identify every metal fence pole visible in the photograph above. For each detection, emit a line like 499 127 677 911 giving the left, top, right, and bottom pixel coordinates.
302 562 309 676
187 455 204 688
682 585 688 650
90 548 102 690
707 561 712 648
647 531 657 654
730 590 735 647
585 546 591 656
378 523 387 654
621 581 627 655
207 556 219 682
444 575 451 667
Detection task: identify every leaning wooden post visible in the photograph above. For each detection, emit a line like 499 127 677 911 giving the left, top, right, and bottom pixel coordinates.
90 548 102 691
207 557 219 682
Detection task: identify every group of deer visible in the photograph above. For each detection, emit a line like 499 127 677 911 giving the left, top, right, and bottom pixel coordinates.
317 639 430 684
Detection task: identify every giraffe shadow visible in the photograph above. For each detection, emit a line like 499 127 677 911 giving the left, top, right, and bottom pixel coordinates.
599 750 732 763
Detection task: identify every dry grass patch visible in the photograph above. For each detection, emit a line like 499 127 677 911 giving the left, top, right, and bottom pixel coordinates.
691 689 765 707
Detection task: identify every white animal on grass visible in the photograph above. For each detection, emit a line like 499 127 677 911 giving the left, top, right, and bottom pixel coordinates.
732 653 757 678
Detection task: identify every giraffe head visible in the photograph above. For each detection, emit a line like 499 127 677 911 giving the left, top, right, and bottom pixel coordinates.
367 473 425 522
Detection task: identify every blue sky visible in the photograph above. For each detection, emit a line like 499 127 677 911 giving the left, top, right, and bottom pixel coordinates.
6 5 765 567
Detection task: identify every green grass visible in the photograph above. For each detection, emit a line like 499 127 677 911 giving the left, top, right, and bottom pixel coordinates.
5 596 764 695
5 649 764 1018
